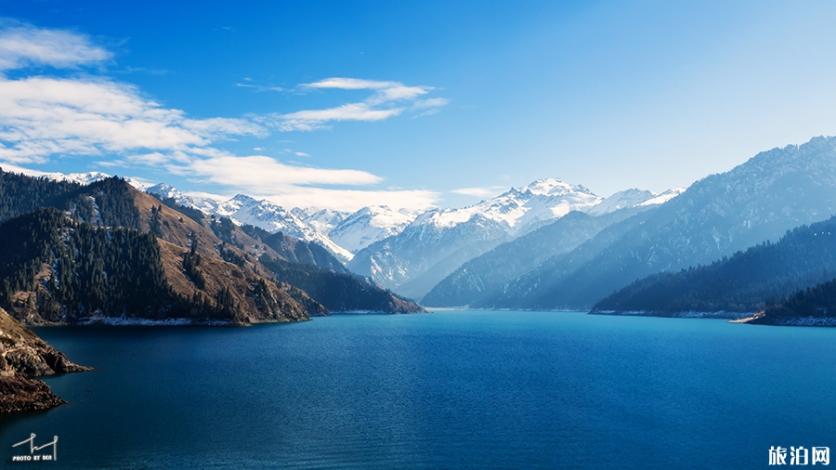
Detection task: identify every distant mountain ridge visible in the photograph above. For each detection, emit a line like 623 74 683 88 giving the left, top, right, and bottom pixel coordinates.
422 207 651 307
348 178 674 299
329 205 418 252
593 213 836 315
483 136 836 310
147 185 354 262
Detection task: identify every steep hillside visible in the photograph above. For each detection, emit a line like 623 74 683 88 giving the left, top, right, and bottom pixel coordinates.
754 278 836 326
0 172 324 324
236 225 422 313
594 215 836 315
155 194 422 313
329 205 417 252
488 136 836 309
348 178 671 300
147 183 353 262
350 214 512 299
422 208 646 306
0 307 89 414
240 224 348 273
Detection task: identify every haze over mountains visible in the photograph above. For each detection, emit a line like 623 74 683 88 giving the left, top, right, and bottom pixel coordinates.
7 135 836 327
480 136 836 317
348 180 679 299
26 167 681 304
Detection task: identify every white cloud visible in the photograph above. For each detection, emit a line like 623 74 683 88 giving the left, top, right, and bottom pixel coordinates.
0 22 444 212
0 21 111 70
275 76 445 131
413 97 450 110
451 187 498 198
262 186 439 212
0 76 263 163
235 77 284 93
186 154 381 189
277 103 404 131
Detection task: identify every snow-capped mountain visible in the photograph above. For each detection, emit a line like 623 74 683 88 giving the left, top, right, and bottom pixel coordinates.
146 183 224 214
145 186 355 262
329 205 419 252
0 163 151 190
347 178 626 298
486 136 836 310
418 178 603 235
293 208 349 235
638 188 685 207
213 194 355 262
586 188 684 215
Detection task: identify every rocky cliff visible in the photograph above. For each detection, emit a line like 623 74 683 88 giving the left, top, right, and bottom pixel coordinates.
0 307 89 414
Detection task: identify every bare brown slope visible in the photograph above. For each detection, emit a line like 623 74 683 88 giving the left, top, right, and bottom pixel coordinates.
0 307 89 414
3 178 325 324
120 181 327 323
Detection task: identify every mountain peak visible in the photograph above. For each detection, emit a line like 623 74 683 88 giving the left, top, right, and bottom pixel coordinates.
520 178 594 197
230 193 259 204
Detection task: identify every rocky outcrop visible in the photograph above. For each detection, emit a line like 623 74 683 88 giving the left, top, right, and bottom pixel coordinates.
0 307 89 414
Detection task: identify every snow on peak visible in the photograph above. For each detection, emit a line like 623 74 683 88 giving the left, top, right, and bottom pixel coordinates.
1 164 150 190
586 187 685 215
146 183 224 214
294 208 349 234
211 194 353 262
329 205 419 252
146 183 180 200
586 188 655 215
413 178 603 233
520 178 591 197
638 188 685 207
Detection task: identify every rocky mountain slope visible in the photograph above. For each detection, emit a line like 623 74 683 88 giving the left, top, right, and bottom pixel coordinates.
350 179 675 300
0 171 325 324
147 185 353 262
423 207 649 306
593 214 836 315
485 136 836 309
234 224 422 313
329 205 417 252
0 307 89 414
347 178 606 298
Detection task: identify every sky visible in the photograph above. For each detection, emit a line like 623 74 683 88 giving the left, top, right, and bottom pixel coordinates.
2 0 836 211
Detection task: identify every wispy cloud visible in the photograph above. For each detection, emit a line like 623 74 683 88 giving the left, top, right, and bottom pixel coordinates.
0 76 262 163
235 77 284 93
274 76 447 131
185 154 381 188
451 186 504 198
0 22 443 211
277 103 404 131
0 20 111 70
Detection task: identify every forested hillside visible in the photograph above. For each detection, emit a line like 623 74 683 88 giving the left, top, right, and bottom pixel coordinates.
594 215 836 315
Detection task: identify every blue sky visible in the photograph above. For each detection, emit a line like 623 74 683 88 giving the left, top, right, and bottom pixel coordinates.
2 0 836 210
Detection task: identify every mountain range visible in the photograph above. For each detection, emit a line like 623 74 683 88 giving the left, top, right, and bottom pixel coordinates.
146 184 415 263
422 206 651 307
479 136 836 310
593 213 836 316
6 135 836 325
0 170 420 326
349 180 680 299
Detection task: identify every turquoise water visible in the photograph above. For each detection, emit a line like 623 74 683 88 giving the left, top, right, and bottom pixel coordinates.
1 310 835 468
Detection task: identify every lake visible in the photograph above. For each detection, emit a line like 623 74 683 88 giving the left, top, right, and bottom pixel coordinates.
2 310 835 468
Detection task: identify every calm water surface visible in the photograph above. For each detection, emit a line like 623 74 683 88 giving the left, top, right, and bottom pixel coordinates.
1 310 835 469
